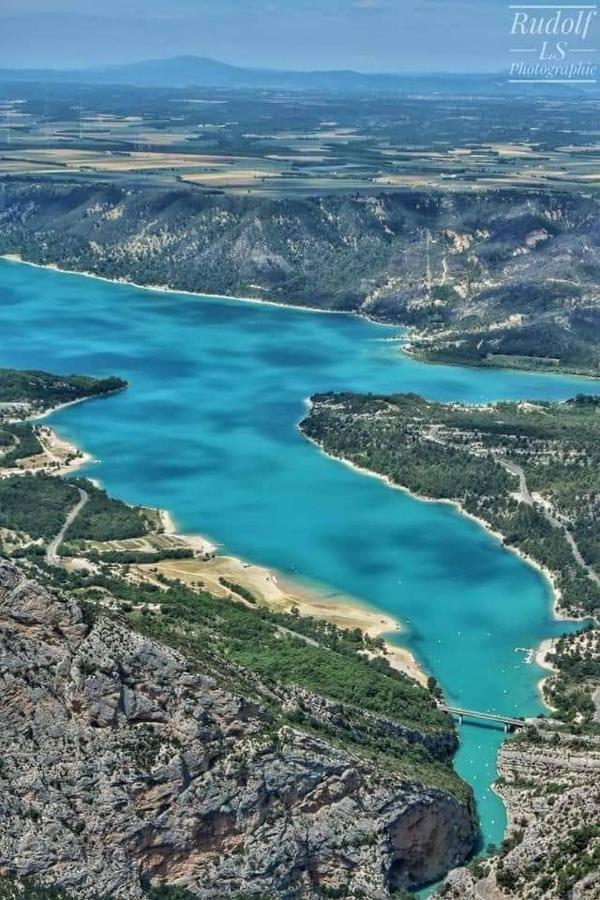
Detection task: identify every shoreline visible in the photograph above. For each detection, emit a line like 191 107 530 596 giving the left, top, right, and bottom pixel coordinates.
5 253 597 388
38 426 96 477
298 413 586 701
137 536 426 685
0 340 423 685
534 637 559 709
402 331 599 383
298 420 592 838
2 252 582 677
23 415 426 686
5 394 114 426
0 253 392 323
157 507 218 557
1 391 125 477
0 420 95 479
2 252 579 687
26 386 127 423
28 395 103 422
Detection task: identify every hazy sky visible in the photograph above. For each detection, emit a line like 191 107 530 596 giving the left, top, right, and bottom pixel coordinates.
0 0 514 72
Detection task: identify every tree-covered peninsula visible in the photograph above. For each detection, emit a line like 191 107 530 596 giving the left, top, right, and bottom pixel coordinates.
301 392 600 618
0 368 126 419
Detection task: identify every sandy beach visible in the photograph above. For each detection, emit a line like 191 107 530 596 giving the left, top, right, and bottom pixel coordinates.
134 549 426 684
534 638 559 709
157 508 218 556
37 426 95 475
535 638 557 673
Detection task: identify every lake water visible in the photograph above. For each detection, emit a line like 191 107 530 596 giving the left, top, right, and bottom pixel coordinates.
2 258 598 890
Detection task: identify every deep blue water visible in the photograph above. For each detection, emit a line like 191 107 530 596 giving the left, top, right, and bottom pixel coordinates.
2 258 598 886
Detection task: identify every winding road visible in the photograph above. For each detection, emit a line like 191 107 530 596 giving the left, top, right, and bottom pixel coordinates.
0 430 20 463
45 487 89 565
423 424 599 587
496 455 600 586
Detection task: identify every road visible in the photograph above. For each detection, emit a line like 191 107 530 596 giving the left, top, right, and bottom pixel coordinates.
496 455 532 504
423 428 599 587
0 430 20 462
46 487 89 565
496 455 599 586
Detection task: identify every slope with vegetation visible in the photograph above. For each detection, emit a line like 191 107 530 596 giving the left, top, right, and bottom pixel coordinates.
0 557 476 899
0 422 43 468
0 473 155 545
0 367 126 420
301 392 600 618
0 181 598 374
301 390 600 898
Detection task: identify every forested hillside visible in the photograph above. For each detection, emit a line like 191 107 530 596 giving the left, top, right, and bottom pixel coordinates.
301 392 600 618
1 180 598 374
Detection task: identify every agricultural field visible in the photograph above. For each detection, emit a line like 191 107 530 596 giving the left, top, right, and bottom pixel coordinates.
0 82 598 196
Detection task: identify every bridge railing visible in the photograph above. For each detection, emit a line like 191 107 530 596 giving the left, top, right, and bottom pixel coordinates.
438 704 525 732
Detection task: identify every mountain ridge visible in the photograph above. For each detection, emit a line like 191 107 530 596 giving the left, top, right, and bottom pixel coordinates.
0 54 585 94
1 180 598 376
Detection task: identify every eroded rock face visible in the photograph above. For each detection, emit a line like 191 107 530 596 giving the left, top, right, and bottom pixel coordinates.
0 561 474 898
435 731 600 900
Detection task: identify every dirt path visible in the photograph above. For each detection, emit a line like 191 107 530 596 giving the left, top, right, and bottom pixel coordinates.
46 487 88 565
0 430 20 462
497 456 599 586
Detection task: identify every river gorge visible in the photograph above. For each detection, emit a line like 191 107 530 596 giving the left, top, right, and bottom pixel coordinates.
2 256 599 892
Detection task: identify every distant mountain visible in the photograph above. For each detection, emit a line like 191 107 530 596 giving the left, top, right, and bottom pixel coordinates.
0 54 518 94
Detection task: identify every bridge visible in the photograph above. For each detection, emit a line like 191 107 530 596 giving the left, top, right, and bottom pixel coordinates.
439 704 526 733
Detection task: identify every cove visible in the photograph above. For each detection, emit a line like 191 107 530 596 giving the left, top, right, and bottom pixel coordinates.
2 258 599 889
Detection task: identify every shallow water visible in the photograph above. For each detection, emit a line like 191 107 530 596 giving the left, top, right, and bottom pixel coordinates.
2 258 598 887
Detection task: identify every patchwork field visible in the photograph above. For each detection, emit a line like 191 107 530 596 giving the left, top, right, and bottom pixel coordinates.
1 85 598 195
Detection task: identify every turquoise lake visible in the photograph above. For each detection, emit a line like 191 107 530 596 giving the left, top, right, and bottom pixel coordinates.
2 257 599 890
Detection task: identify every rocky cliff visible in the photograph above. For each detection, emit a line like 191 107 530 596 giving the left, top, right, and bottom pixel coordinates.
434 727 600 900
0 560 475 898
0 180 598 373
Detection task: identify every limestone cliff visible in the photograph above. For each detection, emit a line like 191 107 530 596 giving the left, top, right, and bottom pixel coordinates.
0 560 475 898
434 727 600 900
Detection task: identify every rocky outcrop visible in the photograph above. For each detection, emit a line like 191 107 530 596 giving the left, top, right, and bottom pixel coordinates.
434 728 600 900
279 683 459 761
0 560 475 898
